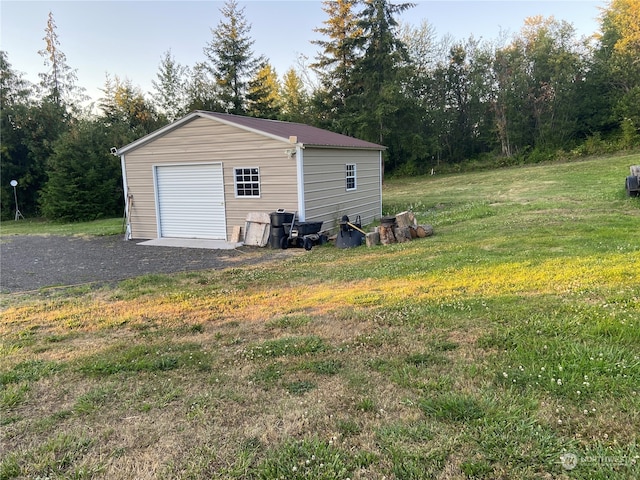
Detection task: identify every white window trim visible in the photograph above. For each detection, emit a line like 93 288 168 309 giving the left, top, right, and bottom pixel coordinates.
234 167 261 198
346 163 357 191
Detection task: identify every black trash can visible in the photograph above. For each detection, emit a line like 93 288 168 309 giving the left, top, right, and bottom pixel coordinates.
269 225 286 249
270 210 294 248
270 210 294 227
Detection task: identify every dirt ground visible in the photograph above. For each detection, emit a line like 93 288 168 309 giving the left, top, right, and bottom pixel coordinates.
0 235 287 293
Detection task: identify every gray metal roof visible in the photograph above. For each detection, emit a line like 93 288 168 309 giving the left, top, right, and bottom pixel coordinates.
117 111 385 155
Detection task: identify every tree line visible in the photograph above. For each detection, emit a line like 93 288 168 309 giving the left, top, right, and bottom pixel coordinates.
1 0 639 221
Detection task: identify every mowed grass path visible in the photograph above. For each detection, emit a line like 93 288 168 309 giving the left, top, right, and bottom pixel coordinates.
1 154 639 479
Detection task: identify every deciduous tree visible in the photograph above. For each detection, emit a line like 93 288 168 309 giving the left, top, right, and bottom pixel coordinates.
597 0 640 142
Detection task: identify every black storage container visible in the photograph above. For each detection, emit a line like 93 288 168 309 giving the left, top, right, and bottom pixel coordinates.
270 210 294 227
336 229 364 248
269 225 286 249
284 221 323 236
336 214 364 248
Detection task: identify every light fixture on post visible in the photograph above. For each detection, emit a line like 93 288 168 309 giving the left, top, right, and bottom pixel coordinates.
10 180 24 220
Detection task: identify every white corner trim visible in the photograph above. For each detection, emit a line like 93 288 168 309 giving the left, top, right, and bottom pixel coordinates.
296 145 305 222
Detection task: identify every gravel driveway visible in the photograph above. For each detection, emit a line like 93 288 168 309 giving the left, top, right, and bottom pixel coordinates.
0 235 285 293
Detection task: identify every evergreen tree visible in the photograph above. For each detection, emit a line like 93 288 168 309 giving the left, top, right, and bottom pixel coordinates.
246 61 281 119
280 68 311 123
203 0 260 114
39 119 122 221
8 10 86 218
151 50 190 122
37 11 86 108
185 62 223 112
99 74 166 136
311 0 362 125
345 0 414 153
0 51 37 219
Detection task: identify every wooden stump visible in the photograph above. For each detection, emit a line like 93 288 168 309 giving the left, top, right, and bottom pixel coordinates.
366 231 380 247
394 226 412 243
395 210 417 228
379 225 396 245
416 224 434 238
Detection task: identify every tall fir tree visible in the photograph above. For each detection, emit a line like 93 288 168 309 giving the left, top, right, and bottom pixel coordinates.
280 68 310 123
185 62 223 112
151 50 190 122
0 51 38 219
99 74 165 136
37 11 85 108
346 0 414 147
39 119 122 221
311 0 362 125
246 61 281 119
203 0 260 114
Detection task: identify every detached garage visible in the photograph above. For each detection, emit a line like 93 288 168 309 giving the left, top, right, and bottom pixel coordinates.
116 111 385 242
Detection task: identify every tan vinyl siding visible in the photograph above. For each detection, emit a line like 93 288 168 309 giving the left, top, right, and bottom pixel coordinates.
302 148 382 231
123 117 298 240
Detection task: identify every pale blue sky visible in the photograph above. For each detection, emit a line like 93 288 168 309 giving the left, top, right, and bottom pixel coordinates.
1 1 605 104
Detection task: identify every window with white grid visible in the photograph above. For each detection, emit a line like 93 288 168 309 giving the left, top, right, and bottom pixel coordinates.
234 167 260 197
346 164 357 191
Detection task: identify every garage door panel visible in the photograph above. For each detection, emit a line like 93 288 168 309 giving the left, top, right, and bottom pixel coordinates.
155 164 226 239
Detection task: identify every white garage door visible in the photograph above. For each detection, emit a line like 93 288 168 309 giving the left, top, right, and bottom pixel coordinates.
155 163 226 239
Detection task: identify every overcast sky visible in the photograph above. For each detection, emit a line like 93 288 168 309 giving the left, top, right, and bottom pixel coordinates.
1 1 605 104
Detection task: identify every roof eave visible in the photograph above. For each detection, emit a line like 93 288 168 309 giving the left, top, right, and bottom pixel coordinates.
302 143 386 151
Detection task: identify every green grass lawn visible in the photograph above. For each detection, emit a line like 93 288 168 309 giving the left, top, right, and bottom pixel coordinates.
0 217 123 237
1 153 639 479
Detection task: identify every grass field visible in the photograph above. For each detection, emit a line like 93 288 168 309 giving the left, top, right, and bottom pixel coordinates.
0 217 123 237
1 154 639 479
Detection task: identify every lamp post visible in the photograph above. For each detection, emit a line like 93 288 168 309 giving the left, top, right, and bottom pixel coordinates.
10 180 24 220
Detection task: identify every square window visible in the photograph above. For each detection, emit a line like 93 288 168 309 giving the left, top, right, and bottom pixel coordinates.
235 167 260 197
